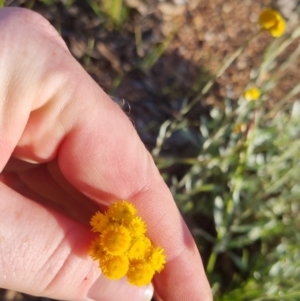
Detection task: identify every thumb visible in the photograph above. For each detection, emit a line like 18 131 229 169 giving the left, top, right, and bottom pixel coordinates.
0 179 153 301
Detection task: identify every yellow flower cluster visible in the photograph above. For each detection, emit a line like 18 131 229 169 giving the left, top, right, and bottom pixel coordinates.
243 87 261 101
89 200 166 286
259 9 285 38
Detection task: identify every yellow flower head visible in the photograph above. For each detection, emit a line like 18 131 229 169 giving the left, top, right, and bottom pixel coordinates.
259 9 285 37
128 217 147 237
243 87 261 101
148 246 166 272
90 211 109 233
107 200 137 224
100 254 129 280
128 236 151 260
100 225 132 255
127 261 155 286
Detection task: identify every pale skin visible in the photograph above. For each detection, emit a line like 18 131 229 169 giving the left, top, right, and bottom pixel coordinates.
0 7 212 301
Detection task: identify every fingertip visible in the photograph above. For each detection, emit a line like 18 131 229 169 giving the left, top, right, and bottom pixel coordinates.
86 276 154 301
0 7 68 51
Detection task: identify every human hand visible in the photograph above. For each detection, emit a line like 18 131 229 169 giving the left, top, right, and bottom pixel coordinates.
0 7 212 301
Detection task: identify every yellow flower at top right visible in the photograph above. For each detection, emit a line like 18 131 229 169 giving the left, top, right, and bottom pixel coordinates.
259 9 285 38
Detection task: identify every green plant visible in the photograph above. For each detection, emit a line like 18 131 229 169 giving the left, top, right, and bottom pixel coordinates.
152 8 300 300
86 0 129 27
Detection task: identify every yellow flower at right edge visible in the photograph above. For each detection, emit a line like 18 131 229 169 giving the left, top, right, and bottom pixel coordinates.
259 9 285 38
243 87 261 101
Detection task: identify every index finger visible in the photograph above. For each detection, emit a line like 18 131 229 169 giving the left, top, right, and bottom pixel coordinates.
50 40 213 301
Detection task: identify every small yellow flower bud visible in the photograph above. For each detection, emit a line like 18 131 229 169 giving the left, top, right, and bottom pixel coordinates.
243 87 261 101
107 200 137 224
128 217 147 237
148 246 166 272
101 225 132 255
90 211 109 233
100 254 129 280
89 237 103 260
233 123 247 134
127 261 155 286
128 236 151 260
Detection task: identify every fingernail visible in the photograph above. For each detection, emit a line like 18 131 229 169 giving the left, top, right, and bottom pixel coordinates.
87 275 154 301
